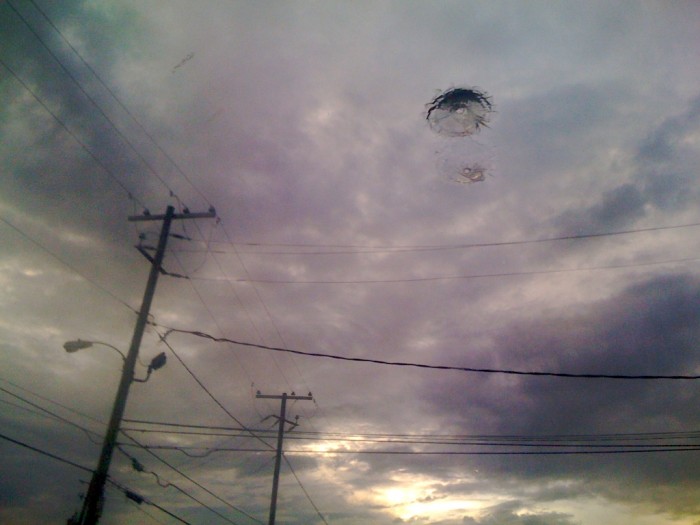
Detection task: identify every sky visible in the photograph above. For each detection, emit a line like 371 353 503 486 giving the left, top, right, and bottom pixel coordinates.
2 1 700 524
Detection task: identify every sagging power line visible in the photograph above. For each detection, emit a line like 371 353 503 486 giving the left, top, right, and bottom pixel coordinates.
160 327 700 380
182 220 700 255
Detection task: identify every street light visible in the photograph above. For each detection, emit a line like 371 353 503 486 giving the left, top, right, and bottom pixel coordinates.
64 339 166 525
63 339 166 382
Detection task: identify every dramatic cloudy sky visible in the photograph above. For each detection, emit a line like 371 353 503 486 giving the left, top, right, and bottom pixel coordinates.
2 1 700 524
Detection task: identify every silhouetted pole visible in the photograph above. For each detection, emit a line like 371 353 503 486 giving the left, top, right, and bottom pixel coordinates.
256 391 313 525
78 206 216 525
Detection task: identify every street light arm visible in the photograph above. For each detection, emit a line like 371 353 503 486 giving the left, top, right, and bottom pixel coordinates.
92 341 127 361
63 340 126 361
132 368 153 383
132 353 167 383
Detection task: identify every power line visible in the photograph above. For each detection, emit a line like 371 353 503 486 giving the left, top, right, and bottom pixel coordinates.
1 214 137 314
294 447 700 455
119 444 433 525
124 497 170 525
171 245 320 431
167 251 259 387
6 0 181 204
25 0 212 208
154 329 275 451
0 375 105 426
186 255 700 284
0 373 229 525
20 0 305 405
177 226 319 420
119 443 700 456
120 430 264 524
23 0 317 429
137 332 320 524
0 57 144 208
119 418 700 442
185 221 700 255
118 433 700 448
161 327 700 380
22 0 324 478
106 478 193 525
0 431 93 473
282 455 328 525
22 0 295 398
115 421 700 448
116 445 245 525
0 434 200 525
10 3 319 516
0 386 102 443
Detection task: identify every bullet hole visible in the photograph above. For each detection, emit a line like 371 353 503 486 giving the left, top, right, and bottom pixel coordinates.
426 87 493 137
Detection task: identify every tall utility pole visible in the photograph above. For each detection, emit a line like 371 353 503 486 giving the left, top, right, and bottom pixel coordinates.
77 205 216 525
256 391 313 525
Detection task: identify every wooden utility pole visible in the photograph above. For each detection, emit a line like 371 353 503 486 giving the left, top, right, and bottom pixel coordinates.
256 391 313 525
77 205 216 525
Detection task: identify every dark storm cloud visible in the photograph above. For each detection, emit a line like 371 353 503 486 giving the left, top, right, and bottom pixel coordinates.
550 93 700 235
432 273 700 428
497 83 625 178
1 0 196 215
638 96 700 164
636 95 700 213
555 182 646 235
411 272 700 514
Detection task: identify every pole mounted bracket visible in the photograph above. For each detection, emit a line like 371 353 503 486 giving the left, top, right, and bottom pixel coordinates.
128 208 216 222
135 245 188 279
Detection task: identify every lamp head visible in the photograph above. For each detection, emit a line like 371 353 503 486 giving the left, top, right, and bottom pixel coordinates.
63 339 93 353
149 352 167 371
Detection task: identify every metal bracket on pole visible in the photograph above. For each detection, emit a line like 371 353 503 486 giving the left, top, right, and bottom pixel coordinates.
127 207 216 222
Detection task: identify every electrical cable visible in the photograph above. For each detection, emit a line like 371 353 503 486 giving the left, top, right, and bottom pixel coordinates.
118 433 700 448
282 455 328 525
116 445 244 525
119 419 700 442
0 431 93 473
0 386 103 444
185 255 700 284
120 429 264 524
161 327 700 380
154 329 275 451
21 0 321 433
25 0 213 208
214 239 315 397
0 376 105 426
19 0 292 404
5 0 183 205
106 478 193 525
0 215 137 313
180 221 700 254
167 250 257 384
125 498 170 525
174 219 318 426
172 224 311 414
0 56 144 208
120 443 700 456
132 326 316 523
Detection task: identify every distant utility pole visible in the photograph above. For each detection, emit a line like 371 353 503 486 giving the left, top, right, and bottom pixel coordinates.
256 391 313 525
76 205 216 525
